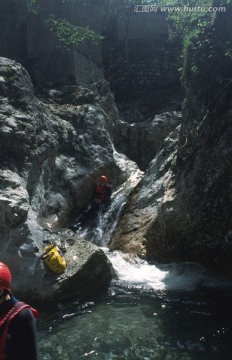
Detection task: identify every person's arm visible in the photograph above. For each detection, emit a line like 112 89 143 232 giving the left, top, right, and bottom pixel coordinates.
10 307 38 360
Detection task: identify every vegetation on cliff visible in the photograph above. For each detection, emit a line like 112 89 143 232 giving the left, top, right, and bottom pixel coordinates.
26 0 103 50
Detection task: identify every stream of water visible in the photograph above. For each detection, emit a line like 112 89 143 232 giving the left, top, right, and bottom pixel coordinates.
37 249 232 360
37 179 232 359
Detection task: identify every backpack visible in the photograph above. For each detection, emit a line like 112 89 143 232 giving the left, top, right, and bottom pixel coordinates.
41 243 66 274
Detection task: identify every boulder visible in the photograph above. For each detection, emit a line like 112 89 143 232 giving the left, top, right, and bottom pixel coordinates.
14 234 114 302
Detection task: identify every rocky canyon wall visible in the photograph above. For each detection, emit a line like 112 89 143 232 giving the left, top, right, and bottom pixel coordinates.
110 5 232 276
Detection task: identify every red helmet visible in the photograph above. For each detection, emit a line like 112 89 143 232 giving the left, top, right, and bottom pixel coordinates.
98 175 108 183
0 262 11 291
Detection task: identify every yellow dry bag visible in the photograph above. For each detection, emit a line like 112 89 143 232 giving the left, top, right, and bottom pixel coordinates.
41 243 66 274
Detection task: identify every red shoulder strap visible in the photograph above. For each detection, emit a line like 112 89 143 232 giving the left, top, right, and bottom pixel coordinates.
0 301 38 358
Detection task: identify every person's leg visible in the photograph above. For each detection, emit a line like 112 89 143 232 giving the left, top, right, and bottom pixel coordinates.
79 202 100 225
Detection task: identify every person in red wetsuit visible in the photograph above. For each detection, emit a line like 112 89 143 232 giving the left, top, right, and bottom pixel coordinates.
91 175 112 209
71 175 112 229
0 262 38 360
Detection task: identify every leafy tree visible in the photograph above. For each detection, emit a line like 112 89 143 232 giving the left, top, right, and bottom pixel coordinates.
156 0 215 44
45 15 103 50
26 0 103 49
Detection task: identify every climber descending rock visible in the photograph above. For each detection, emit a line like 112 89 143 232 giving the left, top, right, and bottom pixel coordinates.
69 175 112 230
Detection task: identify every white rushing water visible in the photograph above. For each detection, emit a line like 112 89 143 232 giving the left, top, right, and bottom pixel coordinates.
37 166 232 360
103 248 232 292
76 166 232 294
77 166 143 246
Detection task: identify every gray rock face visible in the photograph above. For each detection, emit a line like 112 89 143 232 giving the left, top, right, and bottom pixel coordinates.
109 126 180 258
0 57 138 300
110 8 232 276
110 92 232 275
114 111 181 170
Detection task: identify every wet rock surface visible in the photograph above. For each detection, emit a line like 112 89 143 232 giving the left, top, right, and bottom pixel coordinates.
0 57 136 300
109 126 180 259
16 234 114 302
110 8 232 276
1 9 232 303
114 111 182 170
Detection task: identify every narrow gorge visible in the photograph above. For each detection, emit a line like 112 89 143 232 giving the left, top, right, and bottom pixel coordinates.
0 1 232 359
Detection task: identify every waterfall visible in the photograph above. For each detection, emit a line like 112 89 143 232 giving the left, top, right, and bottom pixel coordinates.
38 161 232 360
75 170 232 293
76 159 143 247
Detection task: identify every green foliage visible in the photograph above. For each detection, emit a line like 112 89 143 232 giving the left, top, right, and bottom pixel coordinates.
26 0 103 50
45 15 103 50
154 0 221 82
180 0 232 89
26 0 91 11
26 0 39 13
158 0 215 45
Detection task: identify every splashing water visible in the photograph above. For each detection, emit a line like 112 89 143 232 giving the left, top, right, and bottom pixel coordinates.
37 170 232 360
75 167 232 294
103 249 232 293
